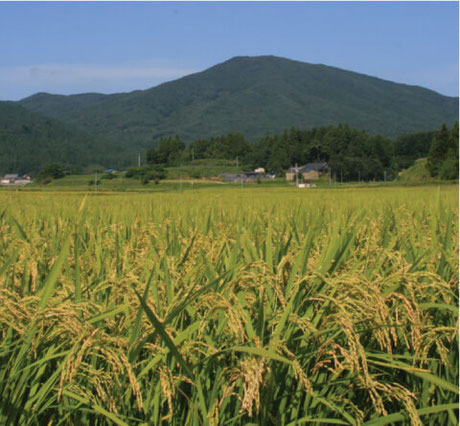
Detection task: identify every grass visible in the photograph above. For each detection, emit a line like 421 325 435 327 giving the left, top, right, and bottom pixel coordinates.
4 172 455 194
0 185 458 425
397 159 434 184
166 159 243 179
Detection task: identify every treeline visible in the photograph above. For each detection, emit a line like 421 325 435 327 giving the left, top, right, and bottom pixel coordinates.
146 123 458 181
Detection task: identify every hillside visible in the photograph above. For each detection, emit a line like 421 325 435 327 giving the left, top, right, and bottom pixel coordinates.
396 158 433 183
0 102 113 174
19 56 458 149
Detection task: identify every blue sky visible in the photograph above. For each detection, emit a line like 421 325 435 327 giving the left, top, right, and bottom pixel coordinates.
0 1 458 100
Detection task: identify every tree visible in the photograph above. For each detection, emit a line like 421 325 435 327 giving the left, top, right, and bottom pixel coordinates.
439 122 459 180
266 148 289 175
146 148 162 165
147 136 185 165
427 124 450 176
393 130 436 169
38 163 66 180
142 165 167 184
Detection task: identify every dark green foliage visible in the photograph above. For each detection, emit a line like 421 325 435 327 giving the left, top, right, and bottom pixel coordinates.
4 53 459 177
39 176 53 185
187 133 251 161
0 102 111 175
142 124 446 181
35 163 66 184
439 156 458 180
18 56 458 150
236 124 396 180
427 122 459 179
124 168 139 178
166 159 242 179
100 173 118 180
125 165 167 184
427 124 450 176
393 130 437 169
143 166 167 184
1 88 449 183
39 163 66 179
146 136 185 165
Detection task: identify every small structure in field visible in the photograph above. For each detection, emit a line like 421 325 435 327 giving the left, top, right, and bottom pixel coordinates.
297 182 317 189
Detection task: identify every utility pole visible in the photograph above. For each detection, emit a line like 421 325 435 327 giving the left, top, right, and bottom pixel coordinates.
384 170 387 183
138 153 141 168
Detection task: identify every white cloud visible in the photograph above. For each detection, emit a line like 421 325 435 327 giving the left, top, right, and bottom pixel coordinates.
0 62 198 100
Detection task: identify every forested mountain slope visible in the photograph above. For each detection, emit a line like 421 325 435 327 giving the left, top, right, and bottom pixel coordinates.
0 102 111 174
18 55 458 148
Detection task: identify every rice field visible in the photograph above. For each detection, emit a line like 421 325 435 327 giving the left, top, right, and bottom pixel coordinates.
0 186 458 425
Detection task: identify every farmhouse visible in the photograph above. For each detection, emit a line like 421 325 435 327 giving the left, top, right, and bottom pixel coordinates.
286 162 329 182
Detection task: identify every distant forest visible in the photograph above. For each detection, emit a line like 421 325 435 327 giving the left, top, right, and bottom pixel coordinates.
145 122 458 181
6 56 458 178
0 102 109 175
1 100 457 181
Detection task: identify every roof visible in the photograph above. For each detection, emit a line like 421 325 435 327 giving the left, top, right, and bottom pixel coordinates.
288 162 328 173
220 173 244 182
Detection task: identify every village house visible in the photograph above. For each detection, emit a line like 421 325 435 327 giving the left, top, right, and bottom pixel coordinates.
220 168 274 183
285 162 329 182
0 174 32 186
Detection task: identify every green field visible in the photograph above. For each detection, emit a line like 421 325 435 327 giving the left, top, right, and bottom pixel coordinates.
3 171 454 194
0 186 458 425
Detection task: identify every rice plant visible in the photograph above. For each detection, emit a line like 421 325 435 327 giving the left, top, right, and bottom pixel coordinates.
0 186 458 425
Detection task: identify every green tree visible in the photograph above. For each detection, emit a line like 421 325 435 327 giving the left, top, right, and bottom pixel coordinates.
142 165 167 184
393 130 436 169
439 122 459 180
38 163 66 180
427 124 450 176
266 148 290 175
147 136 185 165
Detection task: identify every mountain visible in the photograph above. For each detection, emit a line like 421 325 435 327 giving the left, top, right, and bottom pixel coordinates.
18 56 458 149
0 101 112 174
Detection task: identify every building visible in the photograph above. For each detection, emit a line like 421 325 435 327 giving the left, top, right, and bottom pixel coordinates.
220 173 245 183
0 174 32 186
219 172 274 183
286 162 329 182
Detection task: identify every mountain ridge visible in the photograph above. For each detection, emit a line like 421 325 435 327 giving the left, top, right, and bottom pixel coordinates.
17 55 459 147
21 55 458 100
